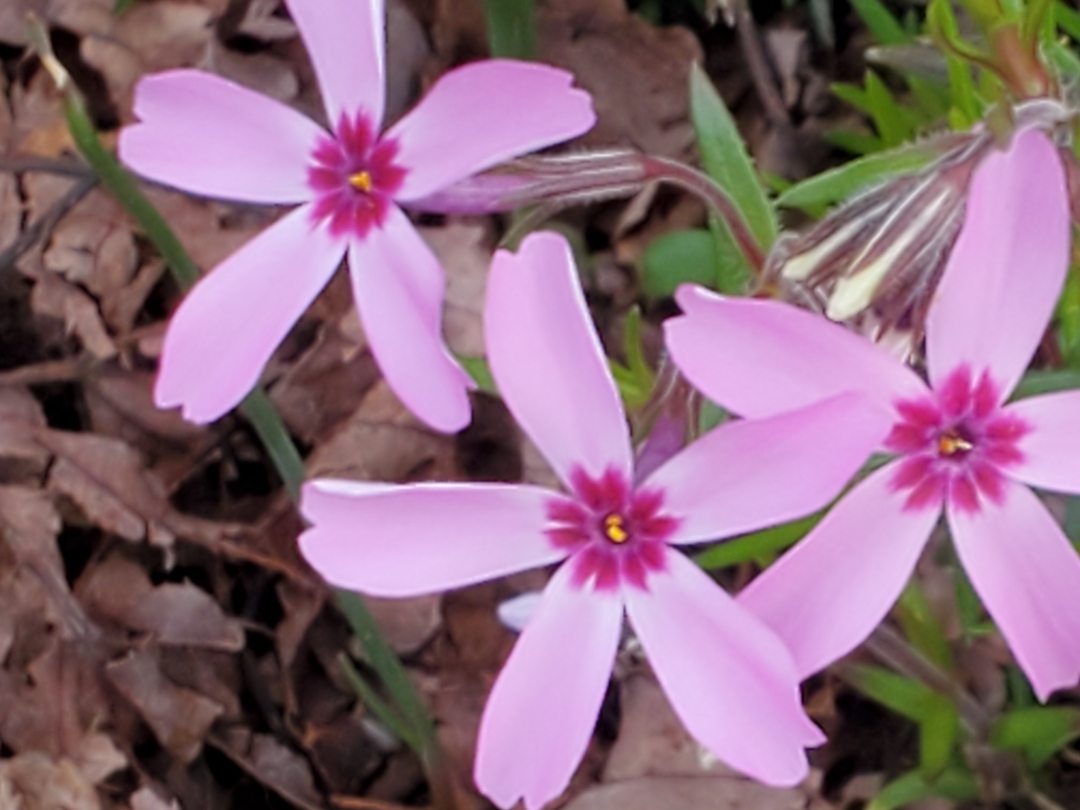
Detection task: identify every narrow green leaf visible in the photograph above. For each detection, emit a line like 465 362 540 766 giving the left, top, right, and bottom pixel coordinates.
623 306 652 383
640 229 720 297
1057 0 1080 41
831 81 874 114
918 695 959 776
992 706 1080 767
459 355 498 394
708 216 750 294
777 142 937 209
483 0 537 60
694 512 822 570
826 129 885 156
865 70 912 147
688 63 777 248
897 583 953 672
945 52 980 129
869 768 978 810
850 0 913 45
1011 368 1080 400
339 654 421 752
847 664 936 723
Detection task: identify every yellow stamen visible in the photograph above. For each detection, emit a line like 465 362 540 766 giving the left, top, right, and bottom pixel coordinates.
349 170 373 192
937 433 973 456
604 514 629 544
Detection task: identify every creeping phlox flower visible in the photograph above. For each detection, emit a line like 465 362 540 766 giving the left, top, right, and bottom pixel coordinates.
665 128 1080 699
299 232 889 809
118 0 595 432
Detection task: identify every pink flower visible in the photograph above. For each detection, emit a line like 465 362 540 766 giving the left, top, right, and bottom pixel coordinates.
665 128 1080 699
299 231 889 808
118 0 595 432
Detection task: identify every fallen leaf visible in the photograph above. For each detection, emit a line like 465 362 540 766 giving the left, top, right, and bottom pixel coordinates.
128 581 245 651
0 753 100 810
0 387 51 485
106 648 224 764
563 776 812 810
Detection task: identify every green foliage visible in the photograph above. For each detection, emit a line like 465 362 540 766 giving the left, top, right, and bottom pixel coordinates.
688 62 778 266
776 142 939 210
640 229 721 297
694 511 821 570
610 307 656 410
992 706 1080 768
849 0 915 46
483 0 537 59
868 768 979 810
896 583 953 672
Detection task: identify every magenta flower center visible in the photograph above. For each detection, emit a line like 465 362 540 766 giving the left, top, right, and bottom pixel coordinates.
884 365 1029 513
545 467 679 592
307 112 406 239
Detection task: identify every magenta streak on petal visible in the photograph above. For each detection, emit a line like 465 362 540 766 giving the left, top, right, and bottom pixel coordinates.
885 365 1030 514
307 112 407 239
545 466 678 593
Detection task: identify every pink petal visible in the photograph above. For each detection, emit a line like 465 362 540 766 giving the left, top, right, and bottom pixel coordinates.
625 550 822 786
283 0 385 128
738 464 939 679
948 480 1080 700
119 70 323 204
387 60 595 202
475 563 623 810
646 393 891 544
484 231 632 488
155 205 344 423
298 480 565 596
926 129 1069 399
666 287 927 420
1007 390 1080 495
350 206 474 433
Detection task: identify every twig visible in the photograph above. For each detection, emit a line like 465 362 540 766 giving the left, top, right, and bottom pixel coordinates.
732 0 790 127
0 155 93 177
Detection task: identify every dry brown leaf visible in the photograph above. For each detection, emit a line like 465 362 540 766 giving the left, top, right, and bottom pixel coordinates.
106 648 224 764
416 220 492 359
539 0 702 159
128 786 180 810
199 39 300 103
0 754 101 810
215 729 322 810
71 732 127 786
38 428 175 546
0 171 20 253
0 388 51 484
366 594 442 655
129 582 245 651
305 381 458 483
29 272 117 359
563 777 813 810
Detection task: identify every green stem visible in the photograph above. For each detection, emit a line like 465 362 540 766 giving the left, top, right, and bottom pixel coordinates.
37 23 446 796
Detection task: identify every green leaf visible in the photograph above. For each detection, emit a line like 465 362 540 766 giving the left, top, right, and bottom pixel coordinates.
918 694 959 776
459 355 498 394
114 0 136 12
694 511 822 570
826 129 885 156
992 706 1080 767
688 63 777 249
483 0 536 59
865 70 913 147
777 142 938 209
847 665 937 723
831 81 873 114
1011 368 1080 400
896 582 953 672
945 52 980 129
1057 0 1080 41
609 306 654 411
640 229 720 297
868 768 978 810
850 0 914 45
708 216 751 294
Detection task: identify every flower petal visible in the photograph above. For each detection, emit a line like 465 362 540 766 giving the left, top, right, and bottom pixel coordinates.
484 231 632 488
283 0 385 128
646 393 891 544
155 205 344 423
625 550 822 786
387 60 595 202
665 286 926 420
948 480 1080 700
1007 390 1080 495
119 70 324 204
738 464 939 679
475 563 623 810
350 206 474 432
926 128 1069 398
299 480 566 596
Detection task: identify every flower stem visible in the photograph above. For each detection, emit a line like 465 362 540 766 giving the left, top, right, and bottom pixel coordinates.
32 17 447 799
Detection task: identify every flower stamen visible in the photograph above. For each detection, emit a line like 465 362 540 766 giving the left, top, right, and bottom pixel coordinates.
349 170 373 192
937 431 973 456
603 514 629 544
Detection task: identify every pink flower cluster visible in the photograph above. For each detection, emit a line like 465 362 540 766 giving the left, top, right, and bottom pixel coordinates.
119 0 1080 804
